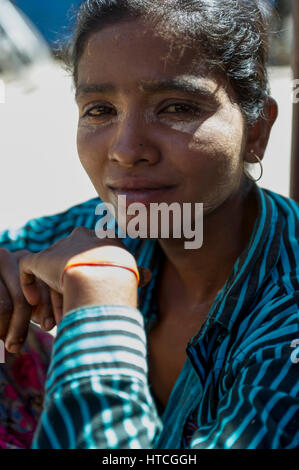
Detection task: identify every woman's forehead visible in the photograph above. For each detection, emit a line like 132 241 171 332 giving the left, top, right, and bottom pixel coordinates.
76 20 217 92
79 20 205 68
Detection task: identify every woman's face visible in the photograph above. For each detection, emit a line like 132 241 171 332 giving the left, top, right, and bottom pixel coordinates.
76 19 248 222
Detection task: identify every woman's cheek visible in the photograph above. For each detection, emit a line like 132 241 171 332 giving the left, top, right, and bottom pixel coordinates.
77 125 104 167
191 117 244 173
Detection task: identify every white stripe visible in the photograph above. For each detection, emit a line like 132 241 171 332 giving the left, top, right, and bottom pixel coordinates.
68 335 146 353
57 320 146 343
61 350 147 370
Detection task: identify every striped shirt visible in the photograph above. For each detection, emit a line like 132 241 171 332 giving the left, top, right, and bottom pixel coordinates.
1 183 299 449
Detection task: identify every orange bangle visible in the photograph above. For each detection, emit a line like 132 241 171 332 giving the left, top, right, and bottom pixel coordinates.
62 260 140 286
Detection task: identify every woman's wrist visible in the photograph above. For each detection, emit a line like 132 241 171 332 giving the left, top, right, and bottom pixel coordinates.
62 265 138 316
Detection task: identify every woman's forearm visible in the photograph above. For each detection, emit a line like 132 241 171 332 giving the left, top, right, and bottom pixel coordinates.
32 305 163 449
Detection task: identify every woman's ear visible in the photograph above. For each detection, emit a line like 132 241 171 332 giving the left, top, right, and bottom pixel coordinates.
244 96 278 163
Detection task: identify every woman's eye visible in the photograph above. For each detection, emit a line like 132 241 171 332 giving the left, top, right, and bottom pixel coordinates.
161 103 201 115
83 105 116 117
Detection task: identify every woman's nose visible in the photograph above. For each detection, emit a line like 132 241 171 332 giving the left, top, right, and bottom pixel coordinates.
108 119 161 168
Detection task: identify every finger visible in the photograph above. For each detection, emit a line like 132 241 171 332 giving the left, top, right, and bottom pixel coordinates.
15 251 42 325
0 251 32 353
32 280 56 331
19 254 41 306
50 289 63 325
4 285 32 354
138 267 152 288
0 279 13 340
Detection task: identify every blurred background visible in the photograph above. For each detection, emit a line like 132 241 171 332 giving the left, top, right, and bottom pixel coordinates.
0 0 295 230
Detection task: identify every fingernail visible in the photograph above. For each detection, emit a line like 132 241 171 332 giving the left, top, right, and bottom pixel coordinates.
7 343 21 354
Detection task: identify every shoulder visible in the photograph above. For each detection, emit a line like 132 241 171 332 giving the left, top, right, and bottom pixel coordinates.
228 185 299 365
229 280 299 372
260 187 299 229
254 187 299 292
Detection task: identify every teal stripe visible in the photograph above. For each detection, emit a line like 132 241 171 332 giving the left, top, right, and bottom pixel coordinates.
37 413 62 449
257 198 277 286
272 405 299 449
290 378 299 398
247 292 286 331
271 358 293 389
47 350 146 392
228 276 249 329
113 376 141 449
270 193 299 261
53 308 144 353
247 426 267 448
91 376 118 448
224 409 256 449
279 236 292 278
52 319 144 356
285 430 299 449
50 333 145 368
192 374 247 446
235 319 296 362
252 359 272 387
224 382 273 449
260 392 286 425
70 380 97 448
289 197 299 217
54 392 76 448
206 376 249 448
46 367 146 402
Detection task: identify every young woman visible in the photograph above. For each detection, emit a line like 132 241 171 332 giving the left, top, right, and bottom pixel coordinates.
0 0 298 449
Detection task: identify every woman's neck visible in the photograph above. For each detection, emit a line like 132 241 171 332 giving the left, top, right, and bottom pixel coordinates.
157 180 258 305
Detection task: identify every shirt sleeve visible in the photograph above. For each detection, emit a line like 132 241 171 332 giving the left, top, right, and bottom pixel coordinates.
0 198 100 252
31 305 163 449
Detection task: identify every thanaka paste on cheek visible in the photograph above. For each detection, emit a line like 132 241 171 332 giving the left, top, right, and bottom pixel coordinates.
159 119 200 135
143 110 200 135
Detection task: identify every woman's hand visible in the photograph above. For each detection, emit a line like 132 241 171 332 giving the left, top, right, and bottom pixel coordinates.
0 248 57 354
18 227 151 326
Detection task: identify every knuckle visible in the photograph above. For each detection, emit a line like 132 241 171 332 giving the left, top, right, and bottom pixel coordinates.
18 251 34 273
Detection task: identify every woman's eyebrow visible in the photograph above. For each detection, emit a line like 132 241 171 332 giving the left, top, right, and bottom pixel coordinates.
75 83 116 100
75 78 217 101
139 78 218 99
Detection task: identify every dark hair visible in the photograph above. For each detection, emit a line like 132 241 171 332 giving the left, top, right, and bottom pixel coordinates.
63 0 274 124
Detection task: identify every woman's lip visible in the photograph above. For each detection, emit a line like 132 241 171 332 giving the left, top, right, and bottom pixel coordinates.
108 186 176 205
